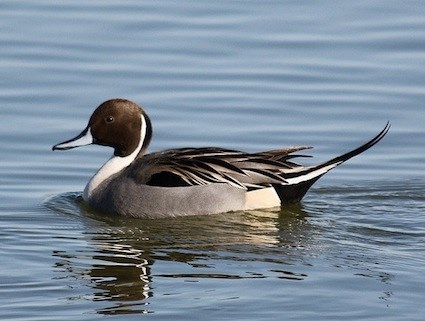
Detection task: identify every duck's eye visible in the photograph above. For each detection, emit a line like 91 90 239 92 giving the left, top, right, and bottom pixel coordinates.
105 116 114 123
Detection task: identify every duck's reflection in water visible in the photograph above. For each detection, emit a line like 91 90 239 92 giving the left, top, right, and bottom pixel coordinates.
51 195 317 315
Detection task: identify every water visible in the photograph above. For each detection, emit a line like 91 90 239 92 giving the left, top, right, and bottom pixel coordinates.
1 1 424 320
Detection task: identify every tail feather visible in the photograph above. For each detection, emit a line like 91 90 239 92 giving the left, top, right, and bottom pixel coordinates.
274 122 390 203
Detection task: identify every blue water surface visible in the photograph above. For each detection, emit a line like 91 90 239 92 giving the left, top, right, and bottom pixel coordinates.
1 1 424 320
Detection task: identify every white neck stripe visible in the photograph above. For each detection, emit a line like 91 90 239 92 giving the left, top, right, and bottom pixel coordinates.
83 114 146 201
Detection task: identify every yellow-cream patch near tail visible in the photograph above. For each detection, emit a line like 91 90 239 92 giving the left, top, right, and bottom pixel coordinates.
244 187 281 210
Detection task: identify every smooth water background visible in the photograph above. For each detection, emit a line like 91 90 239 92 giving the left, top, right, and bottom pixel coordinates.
1 1 424 320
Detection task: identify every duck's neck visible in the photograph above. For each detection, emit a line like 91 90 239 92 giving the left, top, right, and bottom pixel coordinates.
83 115 147 201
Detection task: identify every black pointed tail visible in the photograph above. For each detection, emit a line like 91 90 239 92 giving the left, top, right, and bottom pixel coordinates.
274 122 390 204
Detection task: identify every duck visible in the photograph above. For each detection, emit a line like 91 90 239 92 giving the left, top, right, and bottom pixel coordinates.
53 99 390 218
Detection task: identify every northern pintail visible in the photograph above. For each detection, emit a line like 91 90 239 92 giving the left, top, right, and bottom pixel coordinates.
53 99 390 218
